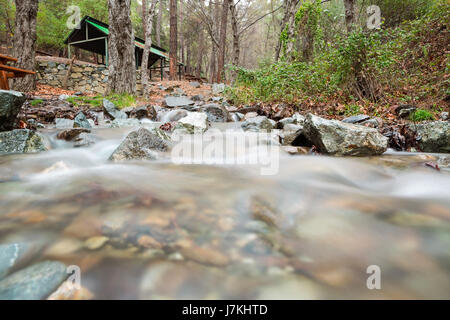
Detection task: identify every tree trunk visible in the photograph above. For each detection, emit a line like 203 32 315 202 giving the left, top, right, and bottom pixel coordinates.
141 0 159 97
156 0 163 46
229 2 240 68
274 0 299 62
195 29 204 78
12 0 38 92
107 0 136 95
179 0 185 65
284 1 298 61
216 0 229 83
344 0 356 33
169 0 178 80
209 44 216 83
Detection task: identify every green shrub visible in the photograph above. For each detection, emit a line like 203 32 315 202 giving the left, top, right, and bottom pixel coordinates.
30 99 43 107
410 109 435 122
67 93 136 109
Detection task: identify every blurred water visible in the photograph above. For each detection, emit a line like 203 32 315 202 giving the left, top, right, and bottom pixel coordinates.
0 127 449 299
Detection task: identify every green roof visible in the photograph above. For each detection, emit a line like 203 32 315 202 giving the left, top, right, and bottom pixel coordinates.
86 20 168 59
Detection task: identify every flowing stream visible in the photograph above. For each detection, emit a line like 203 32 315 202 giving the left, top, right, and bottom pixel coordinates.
0 125 449 299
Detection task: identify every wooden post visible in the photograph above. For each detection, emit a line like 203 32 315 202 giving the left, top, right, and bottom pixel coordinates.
105 38 109 67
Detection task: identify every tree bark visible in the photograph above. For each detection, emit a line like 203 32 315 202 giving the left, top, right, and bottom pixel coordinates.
274 0 299 62
156 0 163 46
195 29 204 78
229 1 239 68
141 0 159 96
107 0 136 95
12 0 38 92
216 0 229 83
344 0 356 33
169 0 178 80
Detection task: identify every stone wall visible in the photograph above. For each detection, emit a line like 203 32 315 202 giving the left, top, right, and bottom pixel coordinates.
36 57 144 95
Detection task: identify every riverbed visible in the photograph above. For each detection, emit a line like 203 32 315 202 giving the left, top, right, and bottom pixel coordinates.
0 126 449 299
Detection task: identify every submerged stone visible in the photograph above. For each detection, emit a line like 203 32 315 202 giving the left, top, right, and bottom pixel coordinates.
0 261 67 300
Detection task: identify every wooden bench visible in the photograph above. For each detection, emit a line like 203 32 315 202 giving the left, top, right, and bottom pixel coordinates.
0 53 36 90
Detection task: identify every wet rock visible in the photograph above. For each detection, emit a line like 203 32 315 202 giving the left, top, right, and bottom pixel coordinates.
74 133 96 148
231 113 242 122
440 112 449 121
178 245 230 267
282 146 310 155
244 112 258 120
164 96 194 108
0 90 26 132
0 243 37 280
158 109 188 123
0 129 48 154
47 280 94 300
55 118 74 129
304 114 388 156
278 114 305 129
132 106 151 120
74 112 92 129
242 116 276 132
280 123 304 145
189 81 201 88
176 112 209 133
203 104 229 122
109 127 170 161
57 128 90 141
108 118 141 128
410 121 450 153
84 236 109 250
27 119 45 129
103 99 128 120
212 83 226 95
342 114 370 124
0 261 67 300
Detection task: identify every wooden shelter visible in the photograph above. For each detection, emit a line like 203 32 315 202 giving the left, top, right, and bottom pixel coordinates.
64 16 183 80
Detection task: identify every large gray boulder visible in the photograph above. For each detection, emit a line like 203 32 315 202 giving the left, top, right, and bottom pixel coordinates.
103 99 128 120
203 104 229 122
0 90 26 132
242 116 276 132
304 114 388 156
0 261 67 300
109 127 170 162
0 129 48 154
411 121 450 153
164 96 194 108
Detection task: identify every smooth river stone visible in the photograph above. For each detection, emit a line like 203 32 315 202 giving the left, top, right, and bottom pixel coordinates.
0 261 68 300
